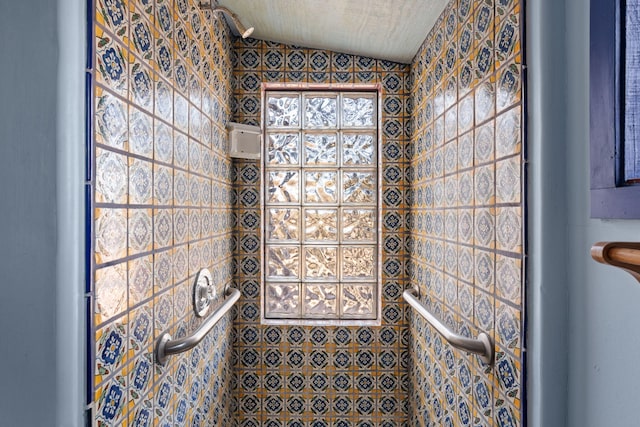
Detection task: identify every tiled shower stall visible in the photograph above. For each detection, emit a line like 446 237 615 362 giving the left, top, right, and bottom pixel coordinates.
91 0 236 424
88 0 524 425
231 40 410 425
408 0 523 425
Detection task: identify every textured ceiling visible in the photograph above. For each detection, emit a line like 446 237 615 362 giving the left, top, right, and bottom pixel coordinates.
217 0 449 64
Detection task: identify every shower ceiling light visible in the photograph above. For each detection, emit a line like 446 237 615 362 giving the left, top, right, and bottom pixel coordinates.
199 1 255 39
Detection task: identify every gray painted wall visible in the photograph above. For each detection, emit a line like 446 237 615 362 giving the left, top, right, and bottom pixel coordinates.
565 0 640 425
0 0 85 425
527 1 570 425
529 0 640 426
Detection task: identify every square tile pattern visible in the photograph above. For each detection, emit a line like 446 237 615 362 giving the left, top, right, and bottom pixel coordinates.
91 0 235 425
409 0 524 426
232 38 410 424
90 0 524 425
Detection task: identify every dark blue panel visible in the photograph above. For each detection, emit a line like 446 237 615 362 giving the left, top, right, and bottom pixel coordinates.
85 183 93 294
85 294 93 405
85 0 95 410
590 0 618 191
625 0 640 181
85 71 93 183
590 0 640 217
86 0 94 71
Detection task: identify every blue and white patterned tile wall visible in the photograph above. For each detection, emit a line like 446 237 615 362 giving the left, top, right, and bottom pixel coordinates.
89 0 523 424
90 0 235 425
408 0 524 426
231 39 411 426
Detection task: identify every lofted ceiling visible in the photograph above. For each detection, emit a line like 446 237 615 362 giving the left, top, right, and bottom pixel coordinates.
216 0 449 64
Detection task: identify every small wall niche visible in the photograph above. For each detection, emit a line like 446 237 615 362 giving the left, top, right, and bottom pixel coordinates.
228 122 261 160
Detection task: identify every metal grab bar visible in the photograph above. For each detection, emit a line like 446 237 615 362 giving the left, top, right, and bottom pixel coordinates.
403 288 494 365
155 287 241 365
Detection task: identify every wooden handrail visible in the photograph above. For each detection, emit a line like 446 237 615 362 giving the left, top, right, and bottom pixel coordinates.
591 242 640 283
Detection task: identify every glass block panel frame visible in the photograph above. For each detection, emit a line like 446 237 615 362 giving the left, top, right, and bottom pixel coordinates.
261 86 382 325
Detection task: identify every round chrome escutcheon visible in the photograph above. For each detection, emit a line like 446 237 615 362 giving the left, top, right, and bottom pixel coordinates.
193 268 216 317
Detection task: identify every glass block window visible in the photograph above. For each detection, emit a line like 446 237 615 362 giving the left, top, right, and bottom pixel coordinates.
262 90 380 323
